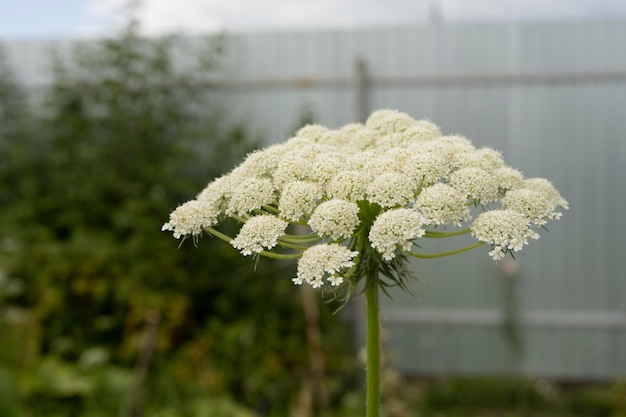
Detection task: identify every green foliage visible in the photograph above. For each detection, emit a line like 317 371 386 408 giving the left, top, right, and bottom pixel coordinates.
419 377 626 417
0 22 356 416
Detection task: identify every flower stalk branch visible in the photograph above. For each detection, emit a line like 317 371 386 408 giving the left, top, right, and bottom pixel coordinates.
406 241 485 259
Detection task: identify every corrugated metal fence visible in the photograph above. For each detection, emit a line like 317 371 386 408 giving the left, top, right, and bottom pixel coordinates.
3 19 626 379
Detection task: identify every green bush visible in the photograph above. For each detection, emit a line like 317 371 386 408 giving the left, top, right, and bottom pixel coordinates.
0 22 355 416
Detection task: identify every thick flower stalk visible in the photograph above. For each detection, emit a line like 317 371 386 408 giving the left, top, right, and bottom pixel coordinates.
163 109 567 417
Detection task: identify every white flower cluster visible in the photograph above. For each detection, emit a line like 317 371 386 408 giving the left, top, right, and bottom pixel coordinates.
294 244 359 288
164 109 567 286
471 210 540 260
369 209 426 261
161 200 219 239
230 215 288 255
309 199 360 240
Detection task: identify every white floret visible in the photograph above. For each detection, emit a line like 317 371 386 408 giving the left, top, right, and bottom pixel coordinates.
293 244 358 288
230 215 288 256
309 199 361 240
369 209 426 261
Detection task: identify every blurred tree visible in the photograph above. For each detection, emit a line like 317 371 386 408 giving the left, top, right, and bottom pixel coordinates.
0 22 356 417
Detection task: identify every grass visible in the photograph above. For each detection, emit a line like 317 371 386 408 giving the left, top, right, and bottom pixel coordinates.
328 375 626 417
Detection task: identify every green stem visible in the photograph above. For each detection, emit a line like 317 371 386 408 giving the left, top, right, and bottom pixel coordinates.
258 250 302 260
280 234 322 242
204 227 302 259
365 269 381 417
406 241 485 259
204 226 235 244
424 228 471 238
277 239 309 251
262 204 280 214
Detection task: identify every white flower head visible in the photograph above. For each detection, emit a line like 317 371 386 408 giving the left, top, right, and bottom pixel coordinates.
501 188 561 226
345 150 377 172
272 155 311 189
384 147 414 165
165 109 566 271
162 200 219 239
293 244 358 288
450 167 499 205
295 124 331 141
474 147 505 170
309 199 361 240
196 175 235 214
524 178 569 210
369 209 426 261
311 152 346 184
327 170 369 202
230 215 288 256
366 109 417 134
471 209 540 260
278 181 323 222
226 177 275 216
404 120 442 142
495 167 525 191
237 144 289 178
367 173 415 208
405 150 452 186
415 183 471 226
364 156 402 177
438 135 476 153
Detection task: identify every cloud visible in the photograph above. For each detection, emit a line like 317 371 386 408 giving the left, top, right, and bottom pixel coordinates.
85 0 434 35
83 0 626 38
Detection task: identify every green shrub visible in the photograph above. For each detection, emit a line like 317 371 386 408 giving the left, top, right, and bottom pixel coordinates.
0 21 356 416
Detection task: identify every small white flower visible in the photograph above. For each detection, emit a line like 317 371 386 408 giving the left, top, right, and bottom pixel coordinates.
405 149 452 186
415 183 471 226
272 155 311 188
345 151 377 172
366 109 417 134
237 144 289 178
320 124 377 150
327 170 369 202
278 181 323 222
369 209 426 261
364 157 402 177
309 199 361 240
162 200 219 239
474 147 505 170
501 188 560 226
488 246 506 261
524 178 569 210
226 177 275 216
311 152 346 183
295 124 331 141
495 167 525 191
196 175 235 215
404 120 442 141
450 167 499 205
471 209 540 260
230 215 288 256
384 147 414 164
294 244 358 288
367 173 415 208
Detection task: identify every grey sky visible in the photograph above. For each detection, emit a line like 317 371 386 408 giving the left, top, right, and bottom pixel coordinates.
1 0 626 40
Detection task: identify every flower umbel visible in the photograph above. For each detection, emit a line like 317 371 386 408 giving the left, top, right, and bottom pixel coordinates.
164 109 566 288
230 215 288 256
293 244 359 288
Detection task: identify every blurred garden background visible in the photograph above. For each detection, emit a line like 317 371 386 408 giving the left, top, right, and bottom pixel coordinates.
1 3 626 417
